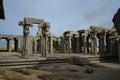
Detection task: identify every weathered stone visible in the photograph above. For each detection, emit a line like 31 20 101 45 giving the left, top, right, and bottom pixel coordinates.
69 56 90 66
18 17 50 58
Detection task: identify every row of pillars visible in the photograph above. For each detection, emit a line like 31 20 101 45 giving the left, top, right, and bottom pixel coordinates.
0 37 19 52
60 30 119 57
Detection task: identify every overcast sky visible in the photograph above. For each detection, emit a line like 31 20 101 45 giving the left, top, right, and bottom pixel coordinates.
0 0 120 36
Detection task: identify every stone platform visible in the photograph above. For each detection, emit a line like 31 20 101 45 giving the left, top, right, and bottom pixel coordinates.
0 52 46 62
0 52 120 69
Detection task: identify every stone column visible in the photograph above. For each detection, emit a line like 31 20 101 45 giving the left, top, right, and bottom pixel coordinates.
14 38 19 52
68 34 72 53
22 25 29 58
33 39 37 53
90 33 97 55
109 38 113 55
79 36 82 53
87 35 90 53
61 36 66 53
76 36 80 53
40 36 46 57
83 32 88 54
6 38 12 52
63 36 67 53
106 34 110 54
98 33 106 56
50 35 53 54
45 33 48 56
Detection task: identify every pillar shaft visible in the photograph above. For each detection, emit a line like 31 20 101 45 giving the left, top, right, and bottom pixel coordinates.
50 36 53 54
33 39 37 53
22 25 29 58
90 34 97 55
76 37 80 53
83 34 87 54
79 36 82 53
7 39 12 52
99 38 105 55
14 38 18 52
87 36 90 53
109 38 113 55
45 35 48 56
40 36 45 57
106 36 110 54
63 37 67 53
68 35 72 53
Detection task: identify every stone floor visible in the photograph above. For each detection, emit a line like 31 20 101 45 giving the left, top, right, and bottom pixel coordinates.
0 52 120 69
0 52 46 62
0 63 120 80
0 52 120 80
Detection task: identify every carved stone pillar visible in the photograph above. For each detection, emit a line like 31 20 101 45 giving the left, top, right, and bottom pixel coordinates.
40 36 45 57
22 25 30 58
87 35 90 53
82 31 88 54
6 38 12 52
61 36 65 53
45 34 48 56
49 35 53 54
76 36 80 53
33 39 37 53
14 38 19 52
79 36 83 53
98 33 106 56
68 34 72 53
106 33 110 54
90 32 97 55
63 36 67 53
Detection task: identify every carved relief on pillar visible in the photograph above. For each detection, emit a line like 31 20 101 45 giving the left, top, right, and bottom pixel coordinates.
72 33 79 53
63 31 73 53
77 30 85 53
90 32 97 55
18 17 51 58
65 33 72 53
82 30 88 54
97 32 106 56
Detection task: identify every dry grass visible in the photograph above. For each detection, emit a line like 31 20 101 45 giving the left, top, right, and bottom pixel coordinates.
0 69 40 80
0 68 83 80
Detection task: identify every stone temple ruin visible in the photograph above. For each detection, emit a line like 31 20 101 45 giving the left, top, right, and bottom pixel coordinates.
18 17 52 58
0 16 120 63
58 27 119 60
0 8 120 64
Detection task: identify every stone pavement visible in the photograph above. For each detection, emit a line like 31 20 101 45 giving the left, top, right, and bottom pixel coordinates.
0 52 46 62
0 52 120 69
96 62 120 69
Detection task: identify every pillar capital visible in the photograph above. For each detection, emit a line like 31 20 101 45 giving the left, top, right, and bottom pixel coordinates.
6 37 12 41
98 32 106 39
14 37 19 41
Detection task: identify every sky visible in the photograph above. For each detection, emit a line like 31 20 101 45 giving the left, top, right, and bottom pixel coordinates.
0 0 120 37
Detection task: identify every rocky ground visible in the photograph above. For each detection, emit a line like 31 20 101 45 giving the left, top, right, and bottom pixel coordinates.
0 52 120 80
0 63 120 80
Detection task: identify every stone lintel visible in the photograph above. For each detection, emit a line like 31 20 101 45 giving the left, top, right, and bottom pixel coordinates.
24 17 44 25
